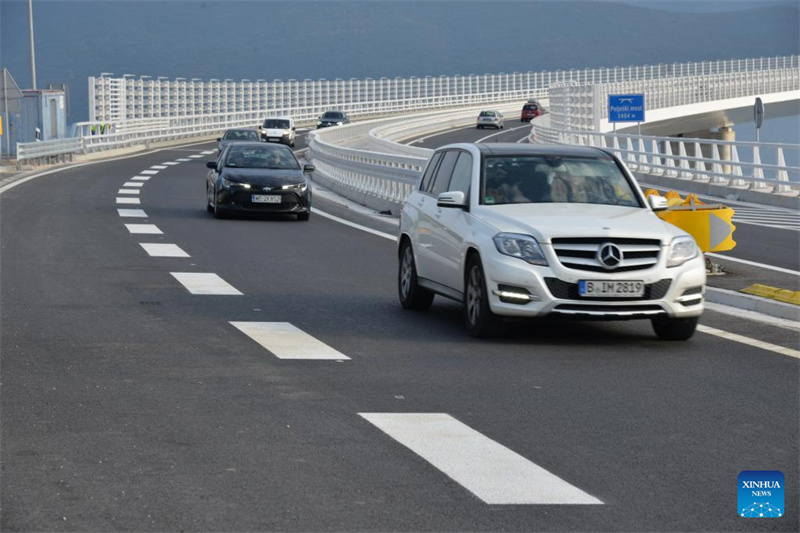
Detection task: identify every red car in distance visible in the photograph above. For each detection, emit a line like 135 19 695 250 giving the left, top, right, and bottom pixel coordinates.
520 102 544 122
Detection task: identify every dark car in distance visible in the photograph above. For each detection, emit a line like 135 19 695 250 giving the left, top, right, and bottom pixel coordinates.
217 128 261 151
206 142 313 220
316 110 350 129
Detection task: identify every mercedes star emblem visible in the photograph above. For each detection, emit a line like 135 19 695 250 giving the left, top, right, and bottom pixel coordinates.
597 243 623 269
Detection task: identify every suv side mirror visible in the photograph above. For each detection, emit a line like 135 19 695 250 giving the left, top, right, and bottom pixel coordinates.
217 137 222 141
648 195 668 212
206 161 218 170
437 191 467 209
303 164 315 173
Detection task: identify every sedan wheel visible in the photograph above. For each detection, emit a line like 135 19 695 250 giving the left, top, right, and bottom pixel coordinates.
464 255 504 337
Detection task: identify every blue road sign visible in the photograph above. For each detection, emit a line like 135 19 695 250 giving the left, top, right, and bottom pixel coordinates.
608 94 645 122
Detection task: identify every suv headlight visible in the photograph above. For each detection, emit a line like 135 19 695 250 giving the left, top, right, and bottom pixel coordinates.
667 235 698 267
317 120 322 125
221 178 250 189
493 233 548 266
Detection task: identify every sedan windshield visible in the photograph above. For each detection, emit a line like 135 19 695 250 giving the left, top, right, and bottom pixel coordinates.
263 119 290 129
481 156 641 207
479 111 496 117
223 130 259 141
225 145 300 170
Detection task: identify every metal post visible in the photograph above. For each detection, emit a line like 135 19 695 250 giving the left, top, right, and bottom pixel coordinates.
28 0 37 89
3 69 10 163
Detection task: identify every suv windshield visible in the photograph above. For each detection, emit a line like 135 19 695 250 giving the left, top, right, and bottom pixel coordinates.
223 130 259 141
481 155 641 207
322 112 343 119
263 119 290 129
225 145 300 170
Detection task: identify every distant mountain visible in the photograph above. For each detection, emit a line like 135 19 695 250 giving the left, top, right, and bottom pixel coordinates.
1 0 797 122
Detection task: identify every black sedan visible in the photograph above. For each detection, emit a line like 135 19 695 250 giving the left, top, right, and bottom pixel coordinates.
206 143 314 220
316 110 350 129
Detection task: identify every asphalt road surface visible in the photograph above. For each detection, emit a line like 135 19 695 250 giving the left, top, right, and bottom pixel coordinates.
1 140 798 531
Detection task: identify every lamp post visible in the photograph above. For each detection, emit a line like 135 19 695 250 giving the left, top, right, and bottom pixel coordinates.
28 0 37 89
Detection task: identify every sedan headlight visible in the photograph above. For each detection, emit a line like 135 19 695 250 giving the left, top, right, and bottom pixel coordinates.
667 235 698 267
493 233 548 266
221 178 250 189
281 182 308 192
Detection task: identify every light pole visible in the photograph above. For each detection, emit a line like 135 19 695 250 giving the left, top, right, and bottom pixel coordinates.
28 0 37 89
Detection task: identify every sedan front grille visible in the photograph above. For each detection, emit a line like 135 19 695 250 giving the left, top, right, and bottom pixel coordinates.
551 237 662 273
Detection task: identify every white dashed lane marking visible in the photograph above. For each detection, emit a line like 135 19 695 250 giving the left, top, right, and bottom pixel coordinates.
150 165 168 170
139 243 190 258
118 189 140 195
131 176 151 181
140 170 159 175
229 322 351 360
124 224 162 235
171 272 242 295
162 162 180 165
360 413 603 505
188 155 203 159
123 182 144 187
200 150 217 155
176 158 192 162
117 209 148 218
116 197 141 204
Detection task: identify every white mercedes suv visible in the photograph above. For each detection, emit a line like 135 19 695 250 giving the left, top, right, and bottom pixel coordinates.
398 143 706 339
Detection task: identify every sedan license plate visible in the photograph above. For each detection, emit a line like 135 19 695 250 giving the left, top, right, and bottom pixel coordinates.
579 280 644 297
251 194 281 204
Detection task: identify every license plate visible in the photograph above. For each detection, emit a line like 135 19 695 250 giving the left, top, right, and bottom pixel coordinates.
578 280 645 297
268 137 280 142
251 194 281 204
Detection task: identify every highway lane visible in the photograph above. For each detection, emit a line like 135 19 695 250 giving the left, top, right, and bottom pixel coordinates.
1 142 798 531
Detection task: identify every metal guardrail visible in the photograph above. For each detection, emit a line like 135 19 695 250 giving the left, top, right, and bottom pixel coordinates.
529 122 800 196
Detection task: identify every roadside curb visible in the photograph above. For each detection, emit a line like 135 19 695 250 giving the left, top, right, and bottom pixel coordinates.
706 287 800 322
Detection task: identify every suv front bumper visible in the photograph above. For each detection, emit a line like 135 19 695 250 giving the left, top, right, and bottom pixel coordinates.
483 253 706 320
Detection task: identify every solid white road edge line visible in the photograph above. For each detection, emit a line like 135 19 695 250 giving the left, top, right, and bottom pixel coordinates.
475 123 532 143
229 322 351 360
406 124 478 145
704 302 800 333
360 413 603 505
706 253 800 276
697 325 800 359
171 272 242 295
124 224 162 235
139 243 190 258
0 138 214 197
311 208 396 241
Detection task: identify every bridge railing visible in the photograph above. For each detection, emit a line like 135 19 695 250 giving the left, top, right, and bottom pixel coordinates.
529 121 800 196
549 67 800 131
